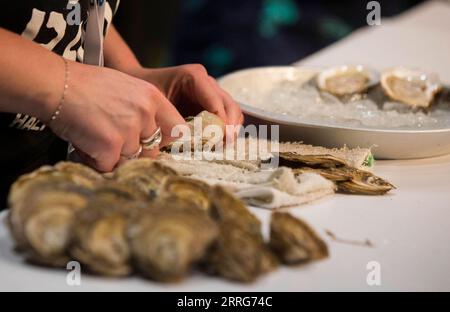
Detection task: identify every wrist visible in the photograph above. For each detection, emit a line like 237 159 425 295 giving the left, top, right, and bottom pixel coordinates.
35 57 70 123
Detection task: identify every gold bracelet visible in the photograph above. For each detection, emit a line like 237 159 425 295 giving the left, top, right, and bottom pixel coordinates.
50 57 70 123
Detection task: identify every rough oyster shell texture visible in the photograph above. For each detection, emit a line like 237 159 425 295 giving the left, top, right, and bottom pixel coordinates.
270 212 328 264
279 152 395 195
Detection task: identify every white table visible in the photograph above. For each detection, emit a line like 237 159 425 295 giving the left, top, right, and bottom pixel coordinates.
1 0 450 292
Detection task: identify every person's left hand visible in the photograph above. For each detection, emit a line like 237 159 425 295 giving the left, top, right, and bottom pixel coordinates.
128 65 244 127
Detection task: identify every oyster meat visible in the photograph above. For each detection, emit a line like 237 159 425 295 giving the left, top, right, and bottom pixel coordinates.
316 65 379 97
270 212 328 264
128 208 218 282
381 67 441 108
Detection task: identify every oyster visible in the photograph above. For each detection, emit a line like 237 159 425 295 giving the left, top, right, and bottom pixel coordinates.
186 110 226 146
270 212 328 264
54 161 104 187
166 110 226 153
204 222 276 283
209 186 262 240
8 178 92 266
69 198 141 277
114 159 177 198
93 180 149 203
279 152 348 168
159 176 211 212
381 67 441 108
293 167 395 195
128 208 218 282
317 65 379 97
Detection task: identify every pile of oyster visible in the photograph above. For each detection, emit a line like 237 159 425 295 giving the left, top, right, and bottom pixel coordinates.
7 160 328 282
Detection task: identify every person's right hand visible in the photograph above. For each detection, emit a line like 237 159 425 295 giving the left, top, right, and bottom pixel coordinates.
47 61 186 172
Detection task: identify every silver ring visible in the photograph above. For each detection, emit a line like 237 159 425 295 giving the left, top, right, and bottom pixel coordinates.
121 145 143 160
141 127 162 150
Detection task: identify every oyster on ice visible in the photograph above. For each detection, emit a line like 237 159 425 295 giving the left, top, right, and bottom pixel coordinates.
114 159 177 198
128 208 218 282
270 212 328 264
316 65 379 97
381 67 441 108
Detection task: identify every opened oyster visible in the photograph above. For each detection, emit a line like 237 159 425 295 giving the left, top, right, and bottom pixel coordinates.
204 222 277 283
128 208 218 282
317 65 379 97
114 159 177 198
381 67 441 108
279 151 394 195
293 167 395 195
159 176 211 212
270 212 328 264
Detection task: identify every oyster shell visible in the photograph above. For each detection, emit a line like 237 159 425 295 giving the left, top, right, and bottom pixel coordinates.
293 167 395 195
270 212 328 264
128 208 218 282
317 65 379 97
279 152 348 168
204 222 276 283
159 176 211 212
166 110 226 152
209 186 262 240
8 178 92 266
381 67 441 108
114 159 177 198
69 198 141 277
54 161 104 186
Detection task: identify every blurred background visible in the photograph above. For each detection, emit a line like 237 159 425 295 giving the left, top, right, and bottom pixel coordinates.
113 0 424 77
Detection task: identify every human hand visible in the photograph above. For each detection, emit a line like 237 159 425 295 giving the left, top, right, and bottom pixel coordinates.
47 61 185 172
129 65 244 128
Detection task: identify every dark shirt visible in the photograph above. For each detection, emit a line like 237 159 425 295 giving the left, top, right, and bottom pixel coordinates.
0 0 119 208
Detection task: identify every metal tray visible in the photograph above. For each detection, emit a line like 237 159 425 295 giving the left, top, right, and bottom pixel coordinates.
218 66 450 159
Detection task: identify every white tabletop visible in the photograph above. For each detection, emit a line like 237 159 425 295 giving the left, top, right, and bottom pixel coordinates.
1 0 450 292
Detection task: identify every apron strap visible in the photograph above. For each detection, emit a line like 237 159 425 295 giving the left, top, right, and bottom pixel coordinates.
84 0 106 66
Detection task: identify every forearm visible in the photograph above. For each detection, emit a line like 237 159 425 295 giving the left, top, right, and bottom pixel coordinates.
103 25 142 74
0 28 65 121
